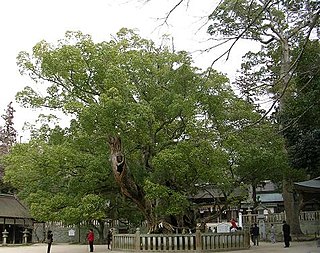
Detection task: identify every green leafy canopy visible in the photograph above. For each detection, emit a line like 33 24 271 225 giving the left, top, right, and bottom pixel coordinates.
3 28 288 225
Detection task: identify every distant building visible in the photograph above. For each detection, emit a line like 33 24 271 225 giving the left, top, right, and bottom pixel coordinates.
294 177 320 211
190 185 245 222
190 181 285 223
0 194 33 244
252 181 284 214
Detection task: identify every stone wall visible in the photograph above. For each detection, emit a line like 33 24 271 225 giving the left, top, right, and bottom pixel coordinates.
30 211 319 244
246 221 319 242
300 220 320 235
32 222 112 244
243 210 320 241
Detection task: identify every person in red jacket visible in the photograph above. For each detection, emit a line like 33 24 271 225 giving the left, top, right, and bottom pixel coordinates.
230 218 238 231
87 229 95 252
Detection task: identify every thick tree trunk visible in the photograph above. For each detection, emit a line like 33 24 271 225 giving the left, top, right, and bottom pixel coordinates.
279 38 303 236
282 179 303 236
97 220 105 243
251 185 258 208
108 137 155 230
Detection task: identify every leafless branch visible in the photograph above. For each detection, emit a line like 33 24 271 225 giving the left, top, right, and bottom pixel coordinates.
157 0 189 26
278 103 316 134
252 13 318 125
208 0 274 68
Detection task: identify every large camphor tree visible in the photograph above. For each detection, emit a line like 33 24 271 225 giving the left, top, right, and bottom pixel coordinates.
5 28 287 232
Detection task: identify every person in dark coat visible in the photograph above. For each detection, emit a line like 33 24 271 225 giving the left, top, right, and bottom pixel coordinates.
107 229 113 250
282 220 291 247
252 223 260 246
47 230 53 253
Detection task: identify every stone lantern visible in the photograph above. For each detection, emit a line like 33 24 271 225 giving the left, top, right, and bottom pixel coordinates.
23 229 29 244
2 229 9 245
256 205 266 240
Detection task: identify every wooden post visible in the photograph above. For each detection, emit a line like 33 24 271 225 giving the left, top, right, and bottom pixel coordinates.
195 227 201 251
135 228 140 251
244 230 250 248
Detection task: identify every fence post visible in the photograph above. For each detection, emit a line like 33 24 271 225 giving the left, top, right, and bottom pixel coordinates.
244 229 250 248
135 228 140 251
195 227 201 251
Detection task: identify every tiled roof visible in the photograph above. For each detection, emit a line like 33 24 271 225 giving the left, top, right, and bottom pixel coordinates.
257 193 283 202
256 181 277 192
191 188 225 199
0 194 33 219
294 177 320 192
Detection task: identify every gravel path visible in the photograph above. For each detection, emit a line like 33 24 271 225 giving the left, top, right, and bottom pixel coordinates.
0 241 319 253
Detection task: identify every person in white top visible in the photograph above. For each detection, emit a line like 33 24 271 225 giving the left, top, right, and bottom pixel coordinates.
270 224 276 243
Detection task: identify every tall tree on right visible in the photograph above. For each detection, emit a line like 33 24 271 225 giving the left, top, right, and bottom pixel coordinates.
207 0 319 235
280 40 320 178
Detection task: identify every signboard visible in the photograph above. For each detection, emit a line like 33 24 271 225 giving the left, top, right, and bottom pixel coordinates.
216 223 230 233
68 229 75 237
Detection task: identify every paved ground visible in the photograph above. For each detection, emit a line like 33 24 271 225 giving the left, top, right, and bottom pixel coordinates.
0 241 319 253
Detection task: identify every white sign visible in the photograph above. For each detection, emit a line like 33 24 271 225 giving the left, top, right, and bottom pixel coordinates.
216 223 230 233
68 229 75 237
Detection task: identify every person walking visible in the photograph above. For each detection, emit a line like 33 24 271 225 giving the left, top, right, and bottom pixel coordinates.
47 230 53 253
270 223 276 243
107 229 113 250
230 218 238 231
252 223 260 246
249 224 254 243
87 228 95 252
282 220 291 248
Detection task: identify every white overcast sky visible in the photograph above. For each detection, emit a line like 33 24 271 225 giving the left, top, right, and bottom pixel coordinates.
0 0 259 140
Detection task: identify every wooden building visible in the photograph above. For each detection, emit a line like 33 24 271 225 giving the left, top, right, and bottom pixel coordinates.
0 194 33 244
294 176 320 211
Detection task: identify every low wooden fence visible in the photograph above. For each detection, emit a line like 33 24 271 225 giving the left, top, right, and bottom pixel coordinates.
112 228 250 252
242 211 320 224
201 232 248 251
299 211 320 221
